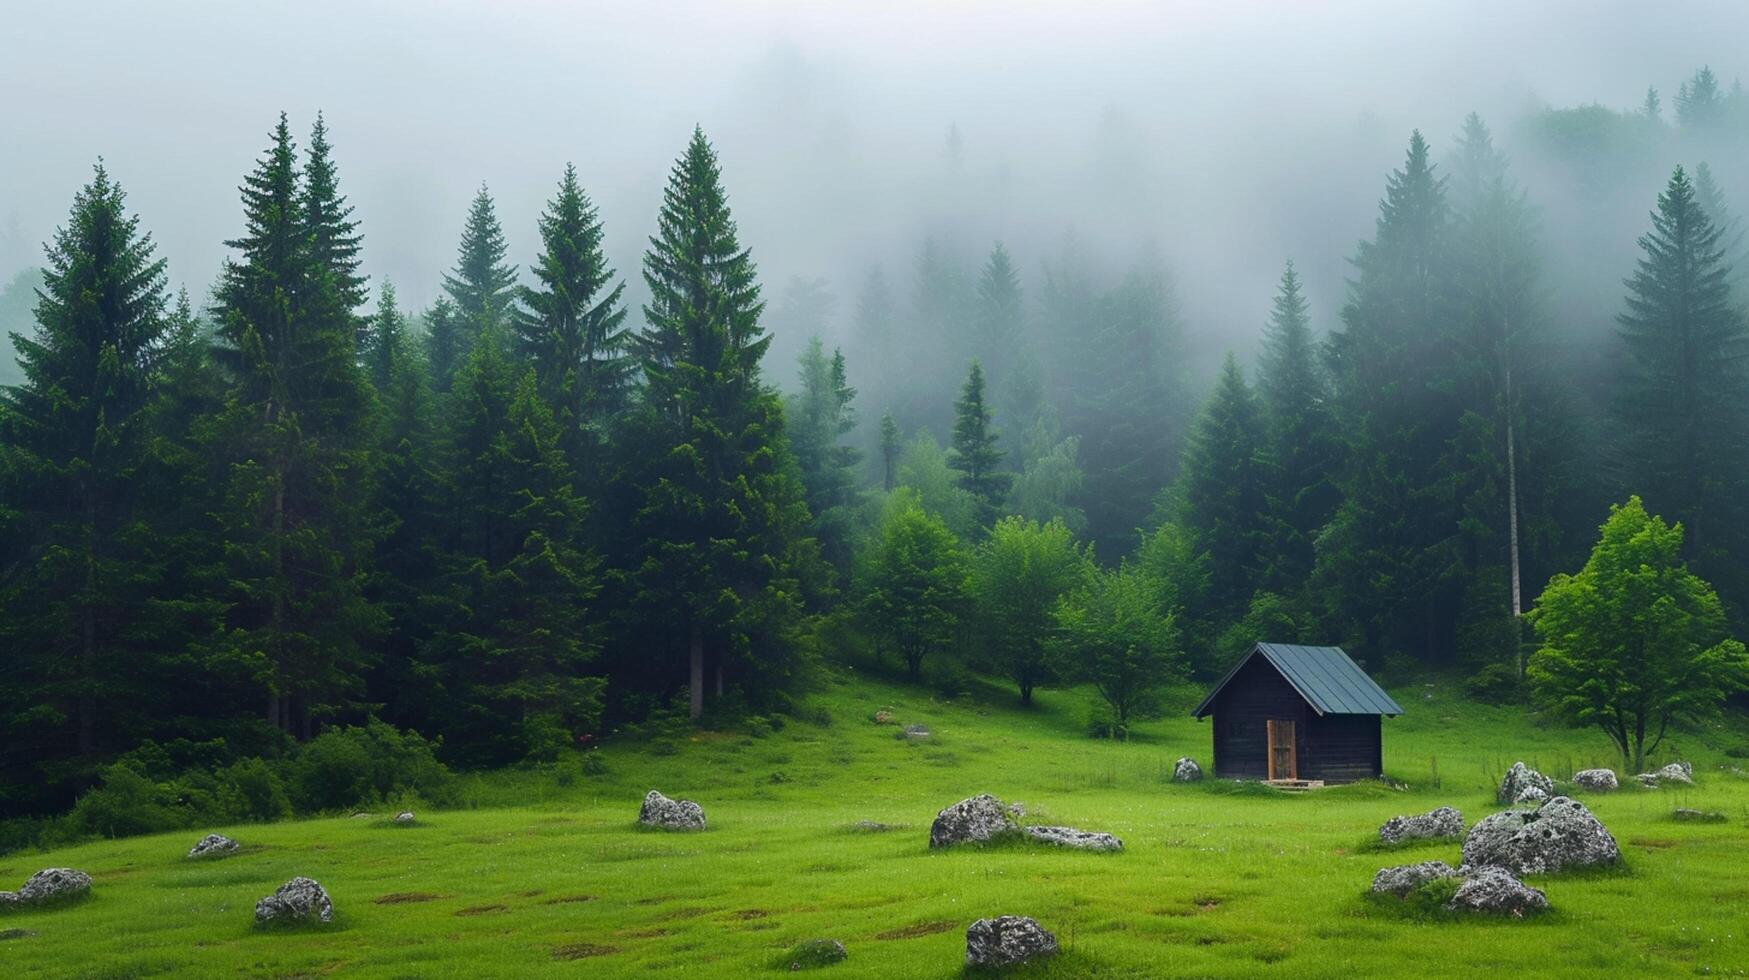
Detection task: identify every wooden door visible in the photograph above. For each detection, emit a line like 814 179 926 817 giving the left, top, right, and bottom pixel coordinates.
1266 719 1297 780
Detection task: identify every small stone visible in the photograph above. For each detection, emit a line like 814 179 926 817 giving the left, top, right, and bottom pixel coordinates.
1496 762 1553 805
1023 825 1124 851
1370 860 1460 897
638 789 706 831
254 876 333 925
901 724 931 741
1572 768 1618 792
393 811 416 825
1378 806 1464 844
785 938 847 970
8 869 92 908
1172 757 1202 782
928 794 1020 848
872 710 895 725
187 834 240 860
1673 807 1726 823
1635 761 1695 788
1446 866 1548 916
966 915 1057 968
849 820 897 833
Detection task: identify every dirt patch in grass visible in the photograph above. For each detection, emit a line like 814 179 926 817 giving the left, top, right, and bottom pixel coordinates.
0 929 35 941
875 920 957 940
540 894 597 905
1192 896 1224 911
374 892 444 905
552 942 619 960
730 908 769 920
1630 838 1678 849
654 906 713 922
617 927 670 939
454 904 510 917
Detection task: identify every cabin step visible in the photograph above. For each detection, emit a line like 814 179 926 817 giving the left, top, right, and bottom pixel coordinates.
1264 779 1325 791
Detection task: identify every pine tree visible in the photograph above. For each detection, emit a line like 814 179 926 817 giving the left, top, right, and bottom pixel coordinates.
973 242 1023 368
0 163 171 772
879 410 900 492
514 163 629 465
442 185 519 350
363 279 404 391
628 127 813 719
788 337 862 573
1677 67 1724 130
949 360 1012 526
423 297 464 392
301 113 367 317
211 113 380 735
1615 166 1749 609
1255 261 1338 588
1173 355 1273 632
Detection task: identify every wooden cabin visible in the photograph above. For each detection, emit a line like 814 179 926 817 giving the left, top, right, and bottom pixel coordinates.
1191 642 1403 785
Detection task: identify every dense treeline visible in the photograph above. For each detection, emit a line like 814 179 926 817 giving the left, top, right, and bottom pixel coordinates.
4 65 1749 822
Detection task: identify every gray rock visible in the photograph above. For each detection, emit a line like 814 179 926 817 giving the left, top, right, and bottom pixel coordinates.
3 869 93 908
1572 768 1618 792
1370 860 1460 897
1379 806 1464 844
187 834 240 860
1514 785 1549 804
1446 866 1548 916
1673 807 1726 823
1496 762 1553 805
964 915 1058 968
786 938 847 969
929 794 1020 848
393 811 416 825
1461 796 1619 875
254 876 333 925
849 820 898 833
1635 761 1695 788
1023 825 1123 851
638 789 706 831
1173 757 1202 782
901 724 931 741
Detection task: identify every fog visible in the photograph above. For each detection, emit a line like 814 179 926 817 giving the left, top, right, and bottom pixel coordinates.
4 0 1748 381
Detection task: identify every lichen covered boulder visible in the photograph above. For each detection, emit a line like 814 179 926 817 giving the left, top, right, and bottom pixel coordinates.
638 789 706 831
1370 860 1460 897
1379 806 1464 844
785 938 847 969
965 915 1058 968
1173 757 1202 782
1496 762 1553 805
1446 866 1548 916
929 794 1020 848
254 876 333 925
1461 796 1618 875
187 834 240 860
1023 825 1123 851
1514 785 1549 804
1636 762 1695 788
1572 768 1618 792
0 869 92 910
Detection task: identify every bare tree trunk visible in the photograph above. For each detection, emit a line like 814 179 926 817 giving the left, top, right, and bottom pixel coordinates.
689 622 704 720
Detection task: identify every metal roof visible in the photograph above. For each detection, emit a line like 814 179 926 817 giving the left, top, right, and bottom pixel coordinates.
1191 642 1404 718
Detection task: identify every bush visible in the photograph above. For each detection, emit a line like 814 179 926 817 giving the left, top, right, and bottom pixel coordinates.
290 721 455 813
1464 662 1522 702
218 758 292 822
67 765 194 839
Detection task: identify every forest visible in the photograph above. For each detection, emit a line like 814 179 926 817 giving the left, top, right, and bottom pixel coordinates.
3 56 1749 843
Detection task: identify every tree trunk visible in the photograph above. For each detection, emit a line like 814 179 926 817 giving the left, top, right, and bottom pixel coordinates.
689 622 704 720
269 455 287 729
1505 362 1524 677
715 662 724 697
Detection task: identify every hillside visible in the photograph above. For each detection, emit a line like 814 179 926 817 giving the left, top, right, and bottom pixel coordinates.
2 671 1746 977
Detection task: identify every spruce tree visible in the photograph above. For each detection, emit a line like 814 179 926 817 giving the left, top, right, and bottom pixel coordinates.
442 184 519 349
423 296 464 392
628 127 813 719
788 337 862 573
879 410 900 492
301 113 367 316
1615 166 1749 608
1255 261 1338 588
363 279 404 391
211 114 379 735
514 163 629 465
949 360 1012 526
1173 355 1273 634
0 163 171 769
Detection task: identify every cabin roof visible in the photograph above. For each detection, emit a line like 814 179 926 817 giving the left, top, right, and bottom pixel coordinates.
1191 642 1404 719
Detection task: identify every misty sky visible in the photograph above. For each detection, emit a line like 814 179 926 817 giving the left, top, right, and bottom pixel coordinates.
4 0 1746 374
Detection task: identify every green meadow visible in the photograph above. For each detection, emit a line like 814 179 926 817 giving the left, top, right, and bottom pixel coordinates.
4 671 1747 978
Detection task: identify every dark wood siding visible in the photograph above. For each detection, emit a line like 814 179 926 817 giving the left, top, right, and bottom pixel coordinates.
1210 655 1308 780
1206 652 1385 784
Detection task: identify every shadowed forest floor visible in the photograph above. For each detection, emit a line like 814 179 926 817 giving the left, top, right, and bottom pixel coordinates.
4 670 1747 978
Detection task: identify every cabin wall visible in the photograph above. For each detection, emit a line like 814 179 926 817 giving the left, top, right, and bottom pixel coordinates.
1210 656 1308 780
1300 713 1382 783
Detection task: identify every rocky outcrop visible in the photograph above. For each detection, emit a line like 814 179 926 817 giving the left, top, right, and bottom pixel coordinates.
187 834 240 860
1378 806 1464 844
929 794 1020 848
1370 860 1459 897
254 877 333 925
1461 796 1619 875
1635 762 1695 788
1496 762 1553 805
1446 866 1548 916
965 915 1058 968
1173 757 1202 782
638 790 706 831
0 869 92 910
1023 826 1123 852
1572 768 1618 792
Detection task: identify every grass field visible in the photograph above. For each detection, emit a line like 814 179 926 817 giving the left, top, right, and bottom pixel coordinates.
3 668 1748 978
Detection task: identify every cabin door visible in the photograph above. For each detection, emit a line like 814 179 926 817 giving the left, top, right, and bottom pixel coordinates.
1266 719 1297 780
